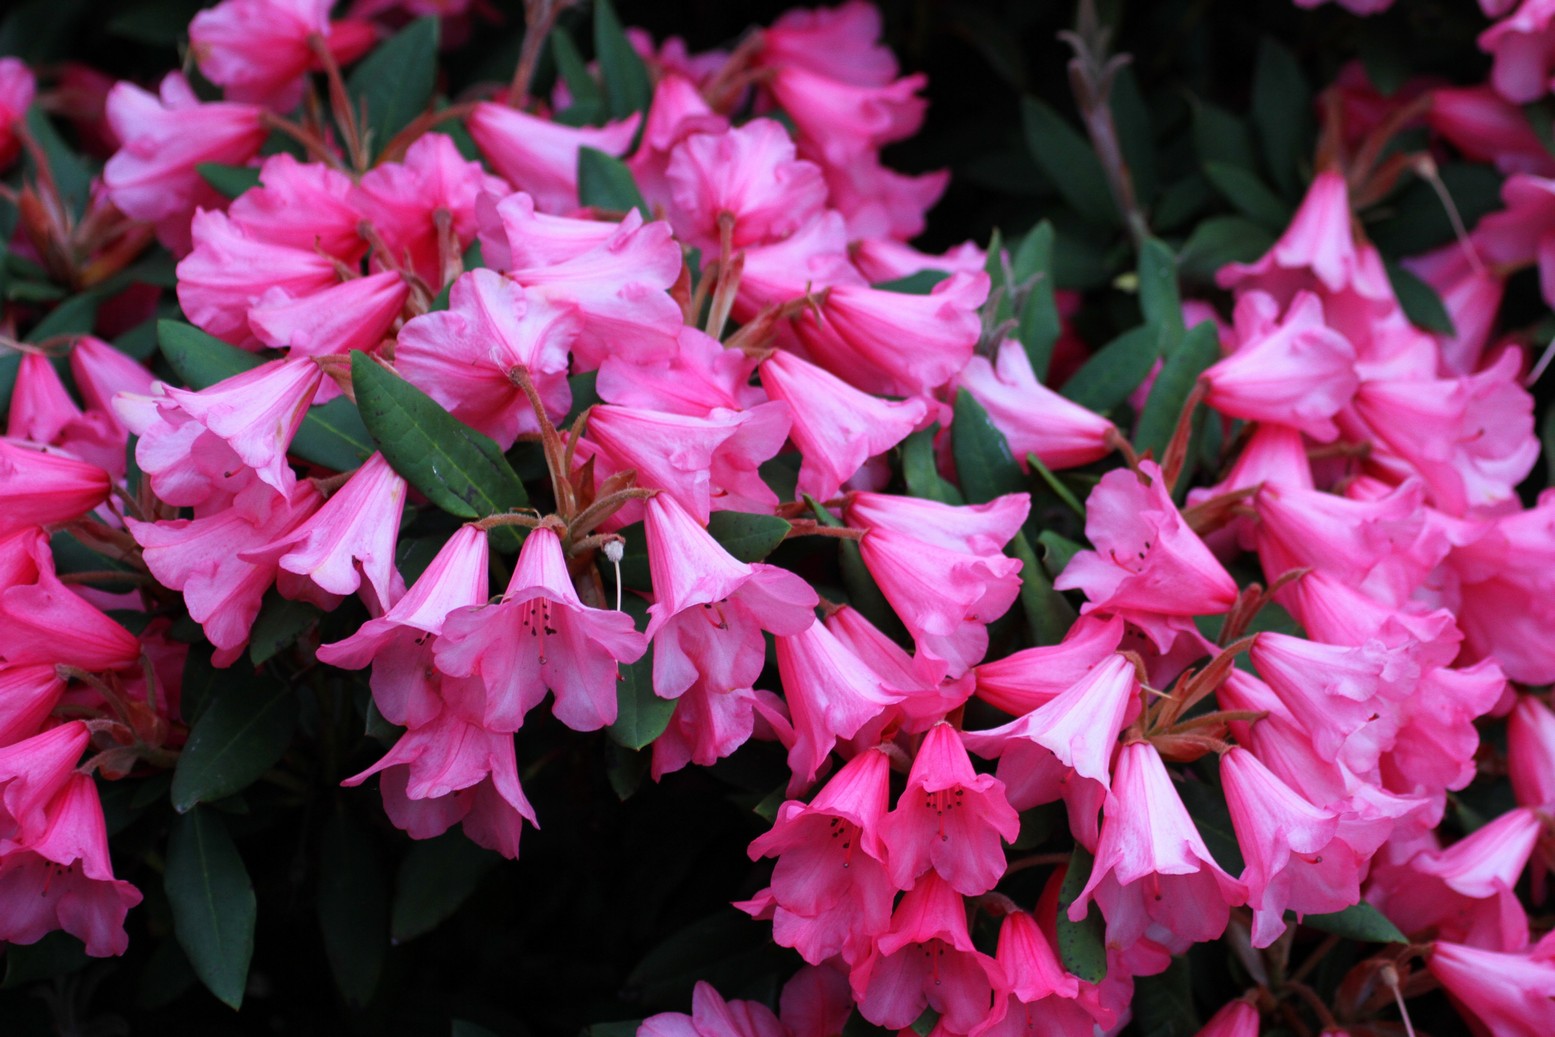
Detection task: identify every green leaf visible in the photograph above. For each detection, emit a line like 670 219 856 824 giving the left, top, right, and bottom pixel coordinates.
1014 221 1061 380
1178 216 1276 285
1010 532 1075 646
901 428 964 505
593 0 651 120
247 592 320 665
106 0 207 46
1302 902 1407 944
318 814 388 1007
390 832 498 943
952 390 1025 503
626 909 786 1006
707 511 791 563
1136 237 1184 335
347 16 439 159
25 105 91 215
607 650 672 751
165 808 256 1010
1203 161 1293 232
1056 845 1107 983
1109 65 1157 205
158 320 261 385
551 27 604 120
196 163 261 200
1021 97 1117 226
1178 777 1245 873
1192 100 1257 172
1037 530 1084 579
983 228 1014 331
1061 324 1161 414
350 351 528 544
289 394 374 472
875 270 950 295
1252 37 1314 199
3 930 88 988
30 291 102 340
578 146 648 216
1385 260 1456 336
1132 955 1200 1037
1134 320 1220 458
170 666 297 813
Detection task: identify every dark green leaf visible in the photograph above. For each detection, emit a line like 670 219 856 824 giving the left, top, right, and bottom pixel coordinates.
578 146 648 216
607 650 672 751
1178 777 1245 873
159 320 262 385
593 0 651 120
25 105 91 215
350 351 528 546
290 394 374 472
0 353 17 419
983 228 1014 330
1544 407 1555 488
1203 161 1294 232
3 930 87 987
1134 320 1219 458
106 0 207 46
626 909 786 1006
318 814 388 1007
901 427 964 505
1136 237 1184 335
552 27 604 120
1368 164 1503 256
875 270 950 294
707 511 791 563
1153 172 1217 233
1037 530 1084 579
1056 846 1107 983
171 665 297 812
581 1023 640 1037
952 390 1025 503
1021 97 1117 226
1010 532 1075 646
1192 100 1257 172
196 163 261 200
1302 902 1407 944
1133 956 1200 1037
1013 221 1061 380
1178 216 1276 285
1109 65 1156 205
1385 260 1456 336
30 292 101 340
0 0 89 62
390 832 498 943
347 17 439 159
1252 37 1314 199
1061 324 1161 414
247 592 320 665
135 939 198 1009
165 808 256 1010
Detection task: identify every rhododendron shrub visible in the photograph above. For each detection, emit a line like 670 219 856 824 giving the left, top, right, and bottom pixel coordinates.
3 0 1555 1033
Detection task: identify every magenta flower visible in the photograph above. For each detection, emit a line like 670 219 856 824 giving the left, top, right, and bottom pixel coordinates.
249 271 410 362
176 208 341 343
664 119 827 252
0 439 111 538
0 722 90 843
467 103 639 215
0 529 142 673
639 981 785 1037
190 0 373 110
0 58 35 171
957 339 1117 472
972 614 1124 718
773 621 903 789
1509 695 1555 808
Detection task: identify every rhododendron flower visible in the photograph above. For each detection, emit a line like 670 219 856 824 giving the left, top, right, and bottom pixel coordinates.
879 721 1018 894
176 209 342 343
249 271 410 361
956 339 1116 471
1402 237 1507 375
598 326 763 416
1508 695 1555 808
734 212 862 318
1444 487 1555 684
467 103 639 214
1056 461 1238 617
772 622 904 789
1428 939 1555 1036
973 910 1085 1037
627 73 728 208
1480 0 1555 103
640 981 785 1037
226 152 366 259
758 0 900 86
0 529 141 673
0 667 66 749
665 119 827 251
1430 85 1555 177
1193 1000 1261 1037
0 439 111 537
825 604 974 730
0 722 90 842
190 0 374 110
0 57 35 171
434 526 646 733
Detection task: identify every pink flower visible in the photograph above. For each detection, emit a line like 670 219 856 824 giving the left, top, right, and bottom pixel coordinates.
850 871 1002 1033
772 623 904 789
1401 238 1506 375
130 482 323 666
1221 747 1364 947
1193 1001 1261 1037
467 103 639 214
1070 741 1247 951
394 269 579 447
644 494 817 700
956 339 1116 472
851 236 987 284
1429 938 1555 1036
0 772 142 957
846 491 1028 677
1481 0 1555 103
817 150 948 241
640 981 785 1037
972 615 1124 718
745 747 896 965
434 526 646 733
249 271 410 361
0 667 66 749
245 452 407 614
972 910 1084 1037
879 722 1019 895
226 152 365 259
627 73 728 210
0 530 141 673
0 439 110 537
758 1 900 87
758 349 927 501
825 604 974 731
597 326 763 417
317 525 490 728
0 722 90 842
1202 291 1358 441
0 58 36 170
1056 461 1238 617
1444 489 1555 683
1429 85 1555 177
664 119 827 252
1509 695 1555 808
766 65 928 165
734 212 862 318
190 0 374 110
102 74 267 252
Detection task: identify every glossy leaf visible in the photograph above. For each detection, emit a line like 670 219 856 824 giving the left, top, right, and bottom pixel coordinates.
1056 845 1107 983
1010 532 1075 646
1134 320 1219 458
165 808 256 1010
707 511 791 563
1013 221 1061 380
347 16 439 158
952 389 1025 503
1021 96 1117 226
607 649 672 751
247 592 320 665
1385 260 1456 336
593 0 651 120
1061 324 1162 414
1178 215 1277 284
1251 37 1314 199
391 833 498 943
1302 902 1407 944
196 162 261 200
578 146 648 217
901 427 964 505
170 664 297 812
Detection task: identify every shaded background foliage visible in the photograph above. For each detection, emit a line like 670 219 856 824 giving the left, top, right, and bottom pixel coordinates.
0 0 1529 1033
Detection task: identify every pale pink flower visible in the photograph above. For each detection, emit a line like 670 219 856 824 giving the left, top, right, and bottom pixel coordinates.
772 623 904 789
665 119 827 252
972 614 1125 718
466 102 638 214
249 271 409 361
176 208 341 343
597 326 763 417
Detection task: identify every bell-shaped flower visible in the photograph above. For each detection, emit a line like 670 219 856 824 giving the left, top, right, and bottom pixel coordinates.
1509 695 1555 808
1428 939 1555 1036
0 58 34 171
176 208 342 342
1071 741 1247 951
758 1 900 86
434 526 646 733
243 452 407 614
0 722 89 843
249 270 409 362
845 491 1028 677
627 73 728 210
7 353 123 476
734 211 862 319
0 439 110 538
467 103 639 214
664 119 827 252
1057 461 1238 618
650 685 788 781
1480 1 1555 103
0 666 67 748
819 149 948 241
1202 291 1357 441
1221 747 1364 948
0 773 143 957
880 722 1019 895
0 529 141 673
585 403 789 525
973 906 1116 1037
1445 488 1555 683
825 604 974 731
972 614 1124 718
343 710 536 860
758 349 927 501
1429 84 1555 178
69 338 156 430
956 339 1116 472
640 981 785 1037
745 747 896 965
1403 235 1507 375
317 525 490 728
772 623 904 789
792 272 987 397
597 326 763 417
1193 1001 1261 1037
766 64 928 164
189 0 373 110
395 269 580 447
225 152 365 259
850 871 1002 1033
131 482 322 667
644 494 817 701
